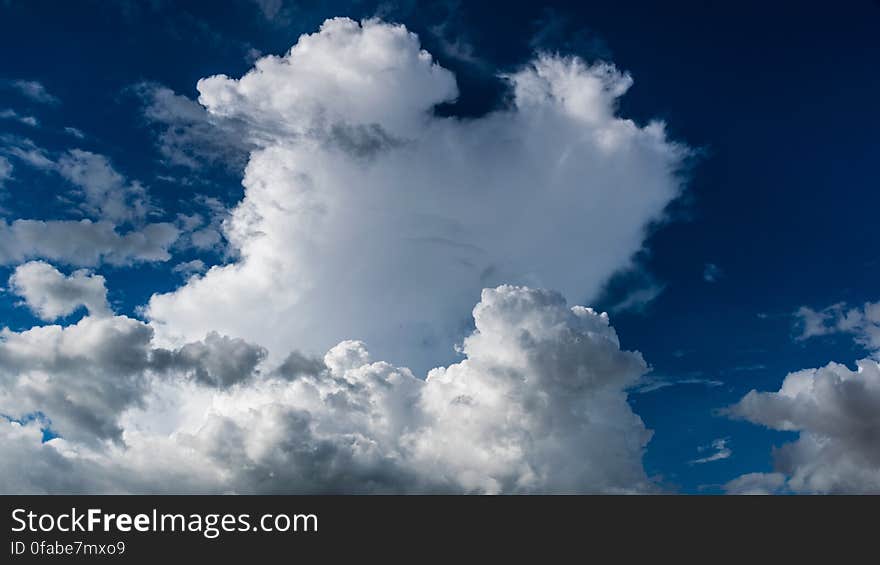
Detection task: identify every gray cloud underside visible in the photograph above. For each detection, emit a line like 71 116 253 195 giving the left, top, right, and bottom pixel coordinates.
1 285 653 494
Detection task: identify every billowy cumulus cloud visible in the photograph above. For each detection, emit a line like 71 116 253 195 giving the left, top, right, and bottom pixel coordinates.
145 17 688 374
727 358 880 493
725 300 880 494
2 286 654 493
1 17 691 493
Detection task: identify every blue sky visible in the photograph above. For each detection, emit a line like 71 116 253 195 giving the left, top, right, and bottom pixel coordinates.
1 1 879 494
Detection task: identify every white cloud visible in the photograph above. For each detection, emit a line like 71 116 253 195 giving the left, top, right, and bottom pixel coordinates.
0 421 114 494
146 17 688 373
795 301 880 356
56 149 155 223
8 261 111 321
174 196 228 252
727 358 880 493
251 0 284 20
723 472 785 495
0 285 654 493
3 139 159 225
703 262 721 283
690 437 731 464
608 282 666 314
152 331 267 389
0 219 179 266
8 80 59 105
172 259 206 277
0 109 38 127
0 314 156 444
64 127 85 139
0 139 179 266
0 312 266 447
632 375 722 394
135 83 252 171
0 156 11 187
411 286 653 493
1 137 54 169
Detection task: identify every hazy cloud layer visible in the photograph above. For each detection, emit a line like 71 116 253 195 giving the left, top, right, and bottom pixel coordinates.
0 156 11 187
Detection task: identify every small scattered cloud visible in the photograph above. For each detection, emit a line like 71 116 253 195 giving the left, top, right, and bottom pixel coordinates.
703 262 722 283
794 301 880 356
726 363 767 373
63 127 85 139
251 0 283 20
690 438 732 464
56 149 157 223
723 472 785 495
0 109 38 127
600 262 667 315
632 375 723 394
8 260 111 321
172 259 206 277
529 8 613 61
608 282 666 314
0 138 179 267
0 136 54 169
175 196 228 252
0 219 179 267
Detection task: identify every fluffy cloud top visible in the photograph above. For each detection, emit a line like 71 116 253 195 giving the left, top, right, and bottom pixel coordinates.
0 285 653 493
147 17 688 373
197 18 458 140
728 358 880 493
8 261 111 320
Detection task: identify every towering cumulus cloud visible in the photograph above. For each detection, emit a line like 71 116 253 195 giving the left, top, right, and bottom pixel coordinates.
146 17 687 372
1 17 687 493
